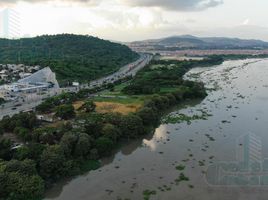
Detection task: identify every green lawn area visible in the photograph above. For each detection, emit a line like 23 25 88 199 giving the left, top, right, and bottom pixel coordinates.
94 81 149 105
95 80 184 105
159 87 181 94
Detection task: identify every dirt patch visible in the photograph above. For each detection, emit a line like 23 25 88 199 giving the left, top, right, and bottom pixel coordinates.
73 101 85 110
95 102 141 115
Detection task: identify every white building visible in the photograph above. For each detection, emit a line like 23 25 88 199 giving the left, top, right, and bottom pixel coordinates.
72 82 80 87
0 67 59 100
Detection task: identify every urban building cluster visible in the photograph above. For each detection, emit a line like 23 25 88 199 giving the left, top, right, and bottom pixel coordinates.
0 67 59 101
0 64 41 84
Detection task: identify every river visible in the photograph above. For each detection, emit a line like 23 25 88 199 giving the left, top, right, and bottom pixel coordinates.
45 59 268 200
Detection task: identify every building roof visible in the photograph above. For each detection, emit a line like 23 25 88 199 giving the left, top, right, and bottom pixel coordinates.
18 67 59 88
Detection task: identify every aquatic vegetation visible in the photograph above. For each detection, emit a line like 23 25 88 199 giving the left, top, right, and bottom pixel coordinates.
143 190 157 200
209 156 215 160
158 185 172 192
205 134 215 141
182 159 190 162
188 185 194 189
176 165 186 171
198 161 205 166
221 120 231 124
175 173 190 184
162 110 212 124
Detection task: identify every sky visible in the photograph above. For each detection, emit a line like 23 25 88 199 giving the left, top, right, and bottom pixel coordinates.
0 0 268 42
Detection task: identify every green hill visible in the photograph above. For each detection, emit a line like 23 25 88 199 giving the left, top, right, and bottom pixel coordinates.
0 34 139 84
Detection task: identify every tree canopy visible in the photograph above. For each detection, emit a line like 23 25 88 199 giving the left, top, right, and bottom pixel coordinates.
0 34 139 84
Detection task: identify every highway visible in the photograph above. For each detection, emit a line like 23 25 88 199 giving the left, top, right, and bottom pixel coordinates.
0 54 152 119
62 53 152 92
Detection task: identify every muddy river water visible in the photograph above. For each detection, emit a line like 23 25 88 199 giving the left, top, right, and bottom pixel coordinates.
46 59 268 200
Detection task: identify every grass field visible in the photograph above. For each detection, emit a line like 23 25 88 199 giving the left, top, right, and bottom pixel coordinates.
73 94 145 115
75 69 186 115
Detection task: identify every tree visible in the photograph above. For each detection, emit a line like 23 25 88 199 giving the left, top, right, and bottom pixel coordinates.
0 139 12 160
13 146 30 161
150 96 166 111
95 137 114 156
171 90 183 102
60 131 93 159
103 112 123 125
14 112 37 130
102 124 121 142
84 113 103 138
39 145 66 181
81 100 96 113
137 107 159 126
0 116 13 132
0 170 8 198
165 93 177 106
6 173 44 200
55 104 75 120
13 143 45 162
74 133 92 158
5 159 37 176
0 112 37 133
32 127 59 144
60 132 78 158
0 159 45 200
119 114 144 139
0 34 139 84
14 127 31 142
0 125 3 135
36 101 54 113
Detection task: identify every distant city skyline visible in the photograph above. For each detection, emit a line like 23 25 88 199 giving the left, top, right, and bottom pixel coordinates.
0 0 268 42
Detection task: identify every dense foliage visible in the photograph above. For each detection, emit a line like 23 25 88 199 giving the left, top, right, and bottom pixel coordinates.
0 34 139 84
122 56 223 95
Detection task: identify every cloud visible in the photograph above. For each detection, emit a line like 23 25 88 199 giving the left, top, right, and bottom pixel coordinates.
242 19 250 25
0 0 91 2
0 0 100 6
0 0 223 11
119 0 224 11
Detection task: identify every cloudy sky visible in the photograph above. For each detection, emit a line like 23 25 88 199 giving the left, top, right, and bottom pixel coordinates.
0 0 268 41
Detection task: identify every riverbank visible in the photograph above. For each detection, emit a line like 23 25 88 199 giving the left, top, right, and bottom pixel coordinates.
0 55 239 200
44 58 268 200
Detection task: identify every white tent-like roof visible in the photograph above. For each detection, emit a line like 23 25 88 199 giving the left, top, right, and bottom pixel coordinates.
18 67 59 89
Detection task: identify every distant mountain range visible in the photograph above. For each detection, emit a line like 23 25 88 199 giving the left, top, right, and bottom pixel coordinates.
131 35 268 50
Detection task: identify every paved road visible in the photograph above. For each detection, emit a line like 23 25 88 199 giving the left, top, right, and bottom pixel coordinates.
62 53 152 92
0 54 152 119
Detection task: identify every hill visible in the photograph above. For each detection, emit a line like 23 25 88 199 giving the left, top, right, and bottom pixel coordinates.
131 35 268 50
0 34 139 84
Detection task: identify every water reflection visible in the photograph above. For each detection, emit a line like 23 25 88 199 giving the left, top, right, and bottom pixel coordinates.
143 126 168 151
46 59 268 200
